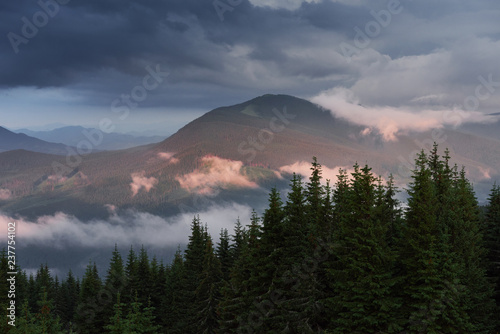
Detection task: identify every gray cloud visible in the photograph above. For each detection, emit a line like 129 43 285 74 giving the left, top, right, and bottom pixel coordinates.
1 0 500 128
0 203 253 249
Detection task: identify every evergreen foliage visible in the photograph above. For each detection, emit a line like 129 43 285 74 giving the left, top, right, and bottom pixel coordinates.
3 147 499 333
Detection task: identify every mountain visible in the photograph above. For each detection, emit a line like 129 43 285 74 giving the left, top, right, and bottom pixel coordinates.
1 94 500 219
16 126 165 151
0 126 73 155
458 116 500 141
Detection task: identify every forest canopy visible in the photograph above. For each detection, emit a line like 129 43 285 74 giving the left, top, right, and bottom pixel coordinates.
2 145 500 333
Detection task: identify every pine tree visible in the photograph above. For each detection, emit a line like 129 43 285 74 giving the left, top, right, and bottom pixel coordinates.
53 269 78 330
400 150 471 333
136 245 152 305
230 218 246 264
485 183 500 331
218 212 260 333
169 216 207 333
149 255 164 329
163 248 184 331
126 294 160 333
216 228 232 283
107 293 159 333
196 237 223 334
306 156 326 237
34 288 65 334
11 288 65 334
105 293 126 334
329 164 401 333
279 171 327 332
124 246 138 306
75 261 103 334
9 301 39 333
102 245 126 327
453 168 497 333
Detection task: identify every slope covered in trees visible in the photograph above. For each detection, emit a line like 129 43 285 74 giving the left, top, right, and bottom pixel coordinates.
2 146 500 333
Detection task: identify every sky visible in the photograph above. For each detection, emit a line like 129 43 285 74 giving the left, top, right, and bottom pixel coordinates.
1 0 500 135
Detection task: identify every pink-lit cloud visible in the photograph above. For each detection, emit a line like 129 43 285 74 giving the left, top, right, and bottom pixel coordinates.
130 171 158 197
176 156 258 195
311 87 493 141
478 166 493 180
0 188 12 200
158 152 180 165
278 161 355 184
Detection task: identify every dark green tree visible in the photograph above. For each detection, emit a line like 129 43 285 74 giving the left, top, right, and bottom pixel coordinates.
400 151 471 333
75 262 103 334
453 168 497 333
216 228 232 283
485 183 500 331
123 246 138 306
329 164 401 333
163 248 184 331
169 216 207 333
196 238 223 333
103 245 127 327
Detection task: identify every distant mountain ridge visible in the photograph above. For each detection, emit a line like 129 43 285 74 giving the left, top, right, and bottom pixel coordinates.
1 94 499 219
16 126 165 151
0 126 71 155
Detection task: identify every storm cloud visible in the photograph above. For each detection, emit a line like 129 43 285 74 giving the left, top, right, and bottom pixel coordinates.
2 1 500 130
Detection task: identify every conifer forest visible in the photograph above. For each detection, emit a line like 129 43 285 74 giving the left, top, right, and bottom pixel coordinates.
2 146 500 333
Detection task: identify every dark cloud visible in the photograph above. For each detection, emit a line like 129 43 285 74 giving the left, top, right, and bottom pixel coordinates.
1 0 500 124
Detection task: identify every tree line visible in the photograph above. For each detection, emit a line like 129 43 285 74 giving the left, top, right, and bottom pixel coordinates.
1 145 500 333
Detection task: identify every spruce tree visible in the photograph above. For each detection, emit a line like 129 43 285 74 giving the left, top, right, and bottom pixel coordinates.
400 150 471 333
279 172 326 332
75 262 103 334
136 245 152 305
329 164 401 333
103 245 126 327
124 246 138 306
169 216 207 333
453 168 497 333
107 293 159 333
216 228 232 283
306 156 326 237
219 212 260 333
163 248 184 331
105 293 126 334
485 183 500 331
196 238 223 334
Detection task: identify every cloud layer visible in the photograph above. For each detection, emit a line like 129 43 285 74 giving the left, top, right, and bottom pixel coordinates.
176 156 258 195
0 203 252 248
311 87 494 141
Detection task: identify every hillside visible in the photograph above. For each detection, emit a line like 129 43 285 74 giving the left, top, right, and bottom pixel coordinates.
1 94 500 218
17 126 165 151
